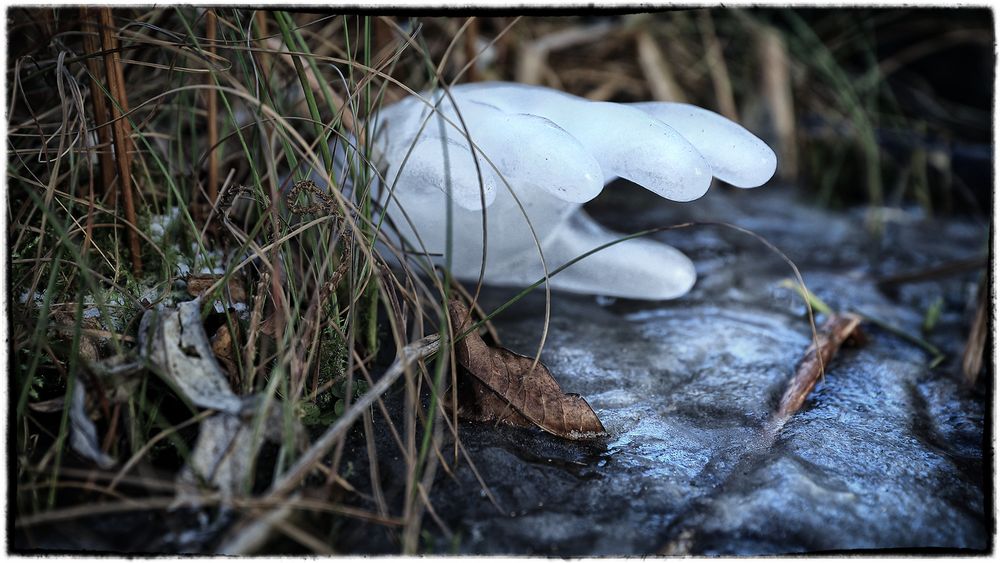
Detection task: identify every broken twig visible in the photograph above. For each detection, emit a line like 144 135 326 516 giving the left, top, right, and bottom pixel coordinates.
266 335 440 500
772 313 864 429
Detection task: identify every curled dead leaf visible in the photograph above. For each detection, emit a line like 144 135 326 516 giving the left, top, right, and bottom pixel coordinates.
186 273 247 303
51 311 103 366
212 323 241 388
448 300 607 441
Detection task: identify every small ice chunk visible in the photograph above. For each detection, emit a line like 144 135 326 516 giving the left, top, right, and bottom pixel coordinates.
149 207 181 243
19 291 44 305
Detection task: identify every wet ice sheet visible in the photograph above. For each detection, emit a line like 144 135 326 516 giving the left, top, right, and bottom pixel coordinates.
379 185 988 556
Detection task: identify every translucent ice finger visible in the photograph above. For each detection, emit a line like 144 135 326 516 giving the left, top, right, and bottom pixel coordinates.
630 102 777 188
382 96 603 207
485 113 604 203
426 97 605 203
500 209 697 300
456 82 713 202
385 134 499 211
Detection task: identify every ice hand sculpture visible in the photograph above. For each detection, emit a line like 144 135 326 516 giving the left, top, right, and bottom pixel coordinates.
373 82 776 300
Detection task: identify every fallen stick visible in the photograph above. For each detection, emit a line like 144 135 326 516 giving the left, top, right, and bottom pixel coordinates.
265 335 440 500
212 335 439 554
772 313 864 429
876 255 986 289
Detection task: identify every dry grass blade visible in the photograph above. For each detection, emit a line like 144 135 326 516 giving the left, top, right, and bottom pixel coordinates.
79 7 116 204
773 313 864 428
962 277 988 386
756 24 797 180
205 9 219 205
636 29 687 103
97 7 142 274
14 496 199 528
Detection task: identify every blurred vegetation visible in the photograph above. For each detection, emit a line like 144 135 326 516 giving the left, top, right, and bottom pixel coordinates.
420 10 991 216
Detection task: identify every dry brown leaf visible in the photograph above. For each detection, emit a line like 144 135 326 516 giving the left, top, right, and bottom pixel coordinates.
52 311 103 366
212 323 240 388
258 309 282 340
774 313 865 424
186 274 247 303
448 300 607 441
962 277 988 386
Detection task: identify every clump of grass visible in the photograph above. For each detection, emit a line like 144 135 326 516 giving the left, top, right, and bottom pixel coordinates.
8 8 493 554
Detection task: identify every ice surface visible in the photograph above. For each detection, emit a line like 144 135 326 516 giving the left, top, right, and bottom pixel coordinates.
372 82 776 300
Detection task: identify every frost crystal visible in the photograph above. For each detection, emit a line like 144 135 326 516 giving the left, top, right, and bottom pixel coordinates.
371 82 776 300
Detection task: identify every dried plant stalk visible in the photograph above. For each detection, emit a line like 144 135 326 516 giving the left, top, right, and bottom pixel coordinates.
463 17 480 82
775 313 864 423
962 278 988 385
515 21 615 85
698 10 739 121
79 8 116 203
876 256 986 289
205 9 219 205
636 29 687 103
97 7 142 274
266 336 440 500
757 25 798 180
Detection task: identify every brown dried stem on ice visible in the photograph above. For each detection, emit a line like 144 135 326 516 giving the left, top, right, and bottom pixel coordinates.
774 313 865 425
